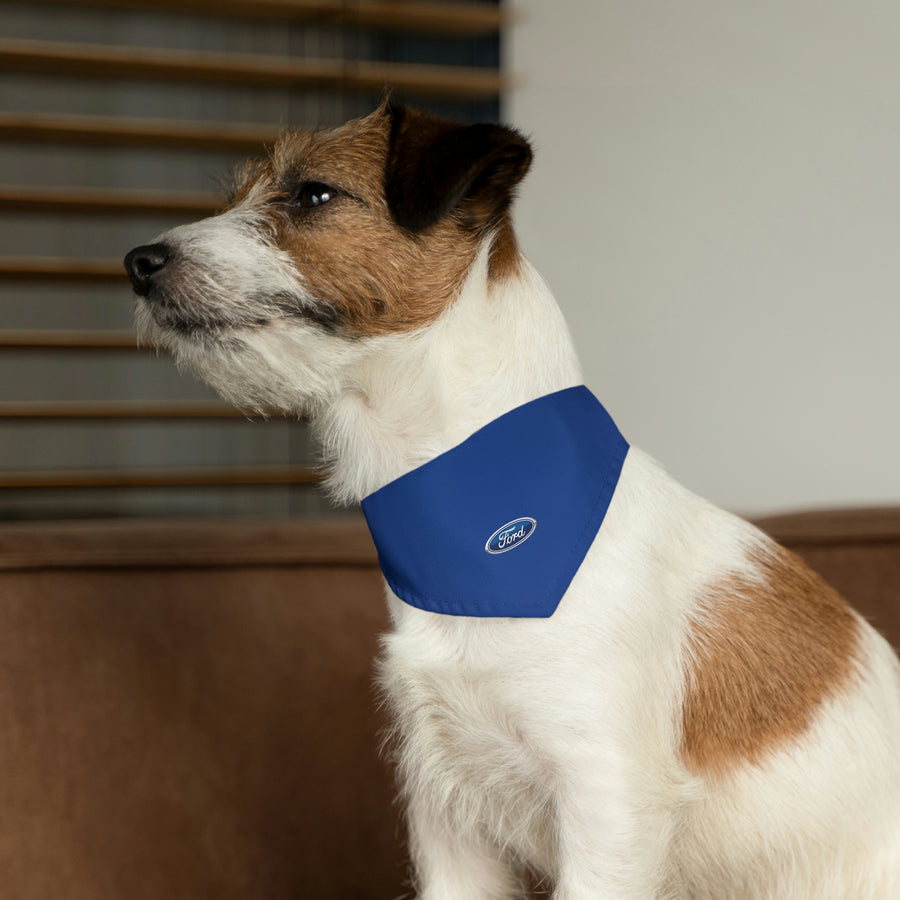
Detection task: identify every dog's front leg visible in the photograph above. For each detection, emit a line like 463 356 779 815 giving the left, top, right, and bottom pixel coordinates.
550 761 676 900
407 793 524 900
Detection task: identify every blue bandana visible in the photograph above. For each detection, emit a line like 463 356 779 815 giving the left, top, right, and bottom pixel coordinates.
361 386 629 618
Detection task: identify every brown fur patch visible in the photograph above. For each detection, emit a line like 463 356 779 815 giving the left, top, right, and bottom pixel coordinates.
487 212 523 282
681 544 861 777
229 106 520 338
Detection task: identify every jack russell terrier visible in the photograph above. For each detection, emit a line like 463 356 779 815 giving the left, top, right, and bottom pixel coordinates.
125 102 900 899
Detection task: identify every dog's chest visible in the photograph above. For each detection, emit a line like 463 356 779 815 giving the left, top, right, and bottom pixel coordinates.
380 623 557 865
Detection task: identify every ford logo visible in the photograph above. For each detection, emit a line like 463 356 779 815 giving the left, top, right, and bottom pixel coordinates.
485 518 537 555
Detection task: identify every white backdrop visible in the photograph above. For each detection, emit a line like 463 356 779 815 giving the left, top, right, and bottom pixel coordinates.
506 0 900 515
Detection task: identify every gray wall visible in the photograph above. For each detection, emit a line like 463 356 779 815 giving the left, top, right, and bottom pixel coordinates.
507 0 900 515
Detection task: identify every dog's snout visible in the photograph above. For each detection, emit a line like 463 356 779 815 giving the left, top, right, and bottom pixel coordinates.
124 243 170 296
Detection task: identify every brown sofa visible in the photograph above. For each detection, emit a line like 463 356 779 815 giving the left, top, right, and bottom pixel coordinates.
0 510 897 899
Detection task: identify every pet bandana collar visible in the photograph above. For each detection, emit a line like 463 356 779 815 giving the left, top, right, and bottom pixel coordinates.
361 386 629 618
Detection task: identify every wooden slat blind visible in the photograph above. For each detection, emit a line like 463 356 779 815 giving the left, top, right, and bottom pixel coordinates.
0 257 125 281
0 186 221 217
0 330 138 350
0 465 318 490
21 0 507 36
0 0 505 517
0 39 508 101
0 401 255 420
0 113 281 152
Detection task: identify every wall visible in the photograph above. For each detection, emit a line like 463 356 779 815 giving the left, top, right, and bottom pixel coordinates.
506 0 900 515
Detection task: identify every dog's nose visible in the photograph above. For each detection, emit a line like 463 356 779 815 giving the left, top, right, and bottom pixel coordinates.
124 243 170 296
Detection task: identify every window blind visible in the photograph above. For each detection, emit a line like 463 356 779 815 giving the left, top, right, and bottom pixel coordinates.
0 0 506 520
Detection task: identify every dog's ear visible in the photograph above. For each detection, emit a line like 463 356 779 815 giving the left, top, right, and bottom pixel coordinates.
385 104 532 234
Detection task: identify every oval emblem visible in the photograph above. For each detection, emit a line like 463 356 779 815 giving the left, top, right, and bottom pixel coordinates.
485 518 537 555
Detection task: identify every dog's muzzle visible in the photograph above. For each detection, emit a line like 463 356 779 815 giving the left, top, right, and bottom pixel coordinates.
124 243 171 297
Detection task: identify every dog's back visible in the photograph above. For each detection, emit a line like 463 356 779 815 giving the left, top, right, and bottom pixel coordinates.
618 450 900 896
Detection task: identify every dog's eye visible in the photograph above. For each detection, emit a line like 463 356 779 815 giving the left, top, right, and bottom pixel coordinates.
294 182 338 209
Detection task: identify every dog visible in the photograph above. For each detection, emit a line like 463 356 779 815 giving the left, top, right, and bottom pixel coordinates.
125 102 900 898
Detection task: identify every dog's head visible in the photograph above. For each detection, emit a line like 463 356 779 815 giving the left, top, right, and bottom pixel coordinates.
124 103 532 413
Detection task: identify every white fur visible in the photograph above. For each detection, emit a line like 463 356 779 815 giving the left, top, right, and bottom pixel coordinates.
135 193 900 899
